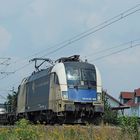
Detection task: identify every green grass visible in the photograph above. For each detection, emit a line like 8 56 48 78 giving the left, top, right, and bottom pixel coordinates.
0 118 139 140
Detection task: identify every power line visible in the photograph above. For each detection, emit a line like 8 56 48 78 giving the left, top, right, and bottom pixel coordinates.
8 3 140 65
86 38 140 57
91 43 140 61
0 4 140 81
41 4 140 57
2 39 140 82
13 4 140 62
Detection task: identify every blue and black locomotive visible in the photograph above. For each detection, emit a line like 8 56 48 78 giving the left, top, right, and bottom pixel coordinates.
17 55 104 123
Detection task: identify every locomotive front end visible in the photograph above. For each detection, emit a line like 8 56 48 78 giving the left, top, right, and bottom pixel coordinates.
50 55 104 123
62 62 104 117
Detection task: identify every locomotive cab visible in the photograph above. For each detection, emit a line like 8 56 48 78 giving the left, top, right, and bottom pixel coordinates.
49 55 104 122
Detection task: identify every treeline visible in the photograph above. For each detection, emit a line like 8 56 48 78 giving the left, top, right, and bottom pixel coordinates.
4 90 18 112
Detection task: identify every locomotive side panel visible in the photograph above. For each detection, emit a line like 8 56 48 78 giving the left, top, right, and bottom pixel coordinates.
25 74 50 112
17 79 27 113
49 63 67 112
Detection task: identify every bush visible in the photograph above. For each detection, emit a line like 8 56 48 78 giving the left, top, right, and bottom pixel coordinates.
0 119 45 140
103 92 118 125
118 116 139 140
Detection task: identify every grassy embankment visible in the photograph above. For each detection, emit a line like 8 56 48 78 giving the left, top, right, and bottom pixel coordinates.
0 117 139 140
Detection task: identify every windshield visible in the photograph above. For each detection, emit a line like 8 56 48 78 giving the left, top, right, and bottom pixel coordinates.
82 69 96 82
66 66 96 87
66 67 80 85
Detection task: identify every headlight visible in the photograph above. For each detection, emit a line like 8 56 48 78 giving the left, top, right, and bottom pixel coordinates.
62 91 68 100
97 93 101 101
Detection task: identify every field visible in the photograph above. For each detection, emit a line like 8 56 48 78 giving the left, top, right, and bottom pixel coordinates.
0 118 139 140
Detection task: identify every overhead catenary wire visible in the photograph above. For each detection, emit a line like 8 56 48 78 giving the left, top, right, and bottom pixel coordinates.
34 3 140 58
86 38 140 57
1 42 139 95
90 43 140 61
41 4 140 57
8 3 140 65
2 38 140 82
0 4 140 81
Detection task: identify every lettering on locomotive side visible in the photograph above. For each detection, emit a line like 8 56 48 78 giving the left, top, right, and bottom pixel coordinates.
82 97 96 100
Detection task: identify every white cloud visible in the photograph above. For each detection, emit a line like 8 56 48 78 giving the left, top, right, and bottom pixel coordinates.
0 26 12 50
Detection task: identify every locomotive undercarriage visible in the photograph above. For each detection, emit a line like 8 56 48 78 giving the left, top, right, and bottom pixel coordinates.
58 111 103 124
19 103 103 124
59 102 103 124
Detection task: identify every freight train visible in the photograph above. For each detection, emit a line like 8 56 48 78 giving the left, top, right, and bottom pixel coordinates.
0 55 104 124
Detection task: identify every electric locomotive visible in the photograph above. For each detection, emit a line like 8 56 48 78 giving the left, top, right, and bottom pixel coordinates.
17 55 104 123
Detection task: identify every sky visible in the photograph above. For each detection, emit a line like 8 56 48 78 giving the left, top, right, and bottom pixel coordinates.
0 0 140 103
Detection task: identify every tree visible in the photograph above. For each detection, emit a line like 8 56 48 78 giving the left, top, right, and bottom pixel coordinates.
102 90 118 125
5 90 18 112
